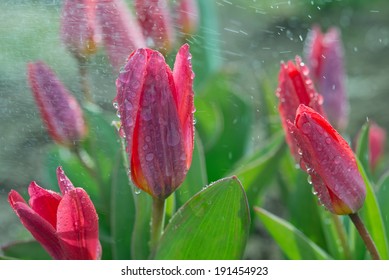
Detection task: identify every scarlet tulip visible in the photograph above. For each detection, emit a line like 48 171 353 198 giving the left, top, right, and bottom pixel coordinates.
115 44 194 199
8 167 101 260
288 104 366 215
27 61 87 147
276 56 325 159
304 26 348 130
369 122 386 172
175 0 199 38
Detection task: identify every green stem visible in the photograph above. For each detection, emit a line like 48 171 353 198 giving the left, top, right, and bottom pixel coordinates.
349 212 381 260
77 57 94 103
149 197 166 259
331 214 352 259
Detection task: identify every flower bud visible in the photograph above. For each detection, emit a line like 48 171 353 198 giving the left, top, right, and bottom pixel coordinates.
368 122 386 172
175 0 199 38
115 44 194 199
8 167 101 259
288 104 366 215
276 56 325 160
304 25 348 130
27 61 87 147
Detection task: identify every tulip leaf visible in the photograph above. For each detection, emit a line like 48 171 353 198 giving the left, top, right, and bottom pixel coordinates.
355 159 389 259
254 207 332 260
377 171 389 245
1 240 50 260
175 134 208 210
355 122 371 179
155 176 250 260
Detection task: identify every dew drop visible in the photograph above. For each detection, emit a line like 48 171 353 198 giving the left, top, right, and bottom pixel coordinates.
113 102 118 109
167 126 180 146
307 175 312 184
325 137 331 144
302 122 312 134
334 155 341 164
146 153 154 161
145 136 151 142
134 188 141 195
312 187 318 195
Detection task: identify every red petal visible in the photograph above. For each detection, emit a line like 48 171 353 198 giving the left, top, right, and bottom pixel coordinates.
56 166 75 195
8 190 64 259
56 188 100 260
28 181 62 228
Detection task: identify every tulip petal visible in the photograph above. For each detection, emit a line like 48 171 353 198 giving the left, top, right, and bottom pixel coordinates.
56 188 100 260
8 190 64 260
56 166 75 195
173 44 195 168
28 181 62 228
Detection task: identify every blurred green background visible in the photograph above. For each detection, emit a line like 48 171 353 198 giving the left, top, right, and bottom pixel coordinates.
1 0 389 257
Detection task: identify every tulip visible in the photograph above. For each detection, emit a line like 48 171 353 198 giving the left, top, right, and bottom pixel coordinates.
135 0 175 54
27 61 87 147
115 44 194 199
8 167 101 260
60 0 99 60
288 104 366 215
276 56 325 160
304 26 348 130
95 0 146 71
175 0 199 38
368 122 386 172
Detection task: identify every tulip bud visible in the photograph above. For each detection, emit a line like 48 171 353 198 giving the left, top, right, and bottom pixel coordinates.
135 0 175 54
276 56 325 160
304 25 348 130
368 122 386 172
60 0 99 60
8 167 101 260
27 61 87 147
115 44 194 199
175 0 199 38
95 0 146 71
288 104 366 215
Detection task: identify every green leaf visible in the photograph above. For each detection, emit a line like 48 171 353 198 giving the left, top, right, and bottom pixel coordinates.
1 240 50 260
155 176 250 260
377 171 389 244
355 159 389 259
255 207 332 260
175 134 208 210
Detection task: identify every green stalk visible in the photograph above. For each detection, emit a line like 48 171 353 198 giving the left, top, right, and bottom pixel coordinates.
149 197 166 259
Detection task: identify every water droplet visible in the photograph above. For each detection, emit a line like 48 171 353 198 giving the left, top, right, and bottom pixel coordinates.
167 126 180 146
302 122 311 134
307 175 312 184
113 102 118 109
298 148 303 155
146 153 154 161
334 156 341 164
145 136 151 142
325 137 331 144
134 188 141 195
312 187 318 195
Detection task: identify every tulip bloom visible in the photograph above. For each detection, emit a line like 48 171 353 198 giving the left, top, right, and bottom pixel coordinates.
27 61 87 147
175 0 199 37
304 26 348 130
368 122 386 172
276 56 325 159
288 104 366 215
60 0 99 59
95 0 146 71
8 167 101 260
115 44 194 199
135 0 175 54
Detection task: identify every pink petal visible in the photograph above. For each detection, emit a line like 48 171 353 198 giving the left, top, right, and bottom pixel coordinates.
56 166 75 195
56 188 100 260
28 181 62 228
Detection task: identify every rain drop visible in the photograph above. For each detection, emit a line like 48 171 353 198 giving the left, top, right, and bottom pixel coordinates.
302 122 311 134
307 175 312 184
146 153 154 161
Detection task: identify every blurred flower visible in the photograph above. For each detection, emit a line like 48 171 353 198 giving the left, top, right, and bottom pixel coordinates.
115 44 194 199
175 0 199 39
135 0 175 54
288 104 366 215
27 61 87 147
95 0 146 71
369 122 386 172
276 56 325 160
60 0 99 60
304 25 348 131
8 167 101 260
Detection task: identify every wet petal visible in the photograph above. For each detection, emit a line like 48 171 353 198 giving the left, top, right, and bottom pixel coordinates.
56 166 75 195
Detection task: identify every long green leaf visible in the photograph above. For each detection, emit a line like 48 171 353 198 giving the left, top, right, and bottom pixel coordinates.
155 176 250 260
377 171 389 244
1 240 50 260
255 207 331 260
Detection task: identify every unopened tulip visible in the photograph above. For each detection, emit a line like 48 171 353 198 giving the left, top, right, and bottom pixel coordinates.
288 104 366 215
95 0 146 71
27 61 87 147
60 0 99 59
369 122 386 172
8 167 101 260
115 44 194 199
176 0 199 38
304 26 348 130
135 0 175 54
276 56 325 159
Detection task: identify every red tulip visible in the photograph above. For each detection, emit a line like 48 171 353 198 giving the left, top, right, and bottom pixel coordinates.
135 0 175 54
175 0 199 38
304 26 348 130
60 0 99 59
95 0 146 71
115 44 194 199
288 104 366 215
27 61 87 147
369 122 386 172
276 56 325 160
8 167 101 260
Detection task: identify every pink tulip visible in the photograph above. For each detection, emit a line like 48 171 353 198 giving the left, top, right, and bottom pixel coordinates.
27 61 87 147
369 122 386 172
8 167 101 259
115 44 194 198
304 26 348 130
175 0 199 37
288 105 366 215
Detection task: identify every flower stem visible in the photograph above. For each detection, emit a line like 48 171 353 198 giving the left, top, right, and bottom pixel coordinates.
349 212 381 260
331 214 352 259
149 197 166 259
77 57 94 103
